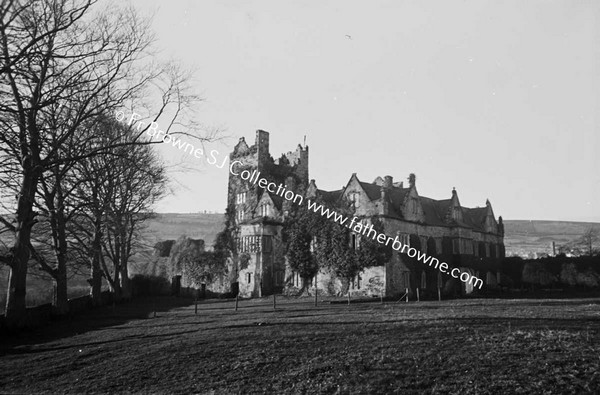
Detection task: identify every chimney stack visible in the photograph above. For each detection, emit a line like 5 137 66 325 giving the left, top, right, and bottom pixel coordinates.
383 175 393 188
408 173 416 188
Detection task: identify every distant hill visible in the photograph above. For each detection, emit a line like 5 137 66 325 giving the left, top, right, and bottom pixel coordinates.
145 214 600 257
143 213 226 249
503 220 600 257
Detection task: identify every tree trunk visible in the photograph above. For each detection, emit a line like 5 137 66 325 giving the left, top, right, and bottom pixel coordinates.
90 257 103 305
5 165 39 326
90 213 104 305
51 190 70 315
5 254 27 321
54 267 69 314
120 264 131 300
119 226 131 300
112 270 122 300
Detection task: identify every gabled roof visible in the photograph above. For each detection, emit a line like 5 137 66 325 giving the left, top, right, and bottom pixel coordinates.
462 207 488 230
317 189 343 204
419 197 452 227
269 194 284 210
314 173 499 234
387 186 410 217
359 182 383 201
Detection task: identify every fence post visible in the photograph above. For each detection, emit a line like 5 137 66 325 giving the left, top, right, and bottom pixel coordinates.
235 292 239 311
438 287 441 302
405 288 409 303
273 293 276 310
314 273 318 307
195 289 198 315
416 288 420 302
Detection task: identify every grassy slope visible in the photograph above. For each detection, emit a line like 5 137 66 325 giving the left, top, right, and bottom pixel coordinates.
1 296 599 393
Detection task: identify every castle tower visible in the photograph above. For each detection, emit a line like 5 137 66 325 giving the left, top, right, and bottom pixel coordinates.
226 130 309 298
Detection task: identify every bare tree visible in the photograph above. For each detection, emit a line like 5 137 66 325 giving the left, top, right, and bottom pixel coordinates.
580 227 599 256
0 0 210 324
99 126 167 300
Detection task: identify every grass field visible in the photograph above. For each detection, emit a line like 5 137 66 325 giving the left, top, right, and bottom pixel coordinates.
1 296 600 394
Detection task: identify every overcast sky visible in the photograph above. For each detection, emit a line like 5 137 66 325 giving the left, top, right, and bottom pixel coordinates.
130 0 599 222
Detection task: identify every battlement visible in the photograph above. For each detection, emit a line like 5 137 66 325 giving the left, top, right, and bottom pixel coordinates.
230 130 271 160
275 144 309 167
228 130 309 207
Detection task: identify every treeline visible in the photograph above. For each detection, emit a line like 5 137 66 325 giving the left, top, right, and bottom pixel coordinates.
0 0 214 328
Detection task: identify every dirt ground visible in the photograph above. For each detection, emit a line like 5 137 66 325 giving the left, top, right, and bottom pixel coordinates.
1 296 600 394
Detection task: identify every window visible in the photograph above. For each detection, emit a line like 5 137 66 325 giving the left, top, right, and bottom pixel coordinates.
411 197 419 214
236 209 245 223
259 203 269 217
351 234 357 250
251 236 261 253
452 239 460 254
398 233 410 248
239 236 262 253
247 272 252 283
473 241 478 257
236 192 247 204
464 240 472 255
349 192 360 209
485 243 490 257
310 237 317 252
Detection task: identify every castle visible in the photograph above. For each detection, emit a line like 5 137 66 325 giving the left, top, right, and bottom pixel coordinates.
226 130 505 298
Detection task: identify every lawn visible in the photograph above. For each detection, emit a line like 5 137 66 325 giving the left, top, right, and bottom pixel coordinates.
1 296 599 394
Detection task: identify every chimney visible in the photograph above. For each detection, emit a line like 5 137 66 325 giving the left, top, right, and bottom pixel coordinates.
256 130 270 166
383 175 393 188
408 173 416 188
381 176 392 215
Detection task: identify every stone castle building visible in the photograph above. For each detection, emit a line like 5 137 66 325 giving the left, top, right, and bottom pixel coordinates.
227 130 505 298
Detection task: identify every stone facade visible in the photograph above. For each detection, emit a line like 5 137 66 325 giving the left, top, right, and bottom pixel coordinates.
226 130 504 298
226 130 308 297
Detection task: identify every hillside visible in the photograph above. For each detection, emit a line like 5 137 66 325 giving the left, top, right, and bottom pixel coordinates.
143 213 226 248
503 220 600 257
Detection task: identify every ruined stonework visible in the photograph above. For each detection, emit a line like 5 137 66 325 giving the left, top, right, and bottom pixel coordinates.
226 130 504 298
227 130 308 297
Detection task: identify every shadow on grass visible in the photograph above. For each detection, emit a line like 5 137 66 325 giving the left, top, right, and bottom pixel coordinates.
0 296 193 356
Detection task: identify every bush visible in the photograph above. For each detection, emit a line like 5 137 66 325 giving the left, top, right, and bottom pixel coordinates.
131 274 170 296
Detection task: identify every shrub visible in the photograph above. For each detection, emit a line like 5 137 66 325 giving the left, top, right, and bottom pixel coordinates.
131 274 170 296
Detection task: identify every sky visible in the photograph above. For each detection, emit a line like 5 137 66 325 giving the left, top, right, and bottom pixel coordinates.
129 0 599 222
